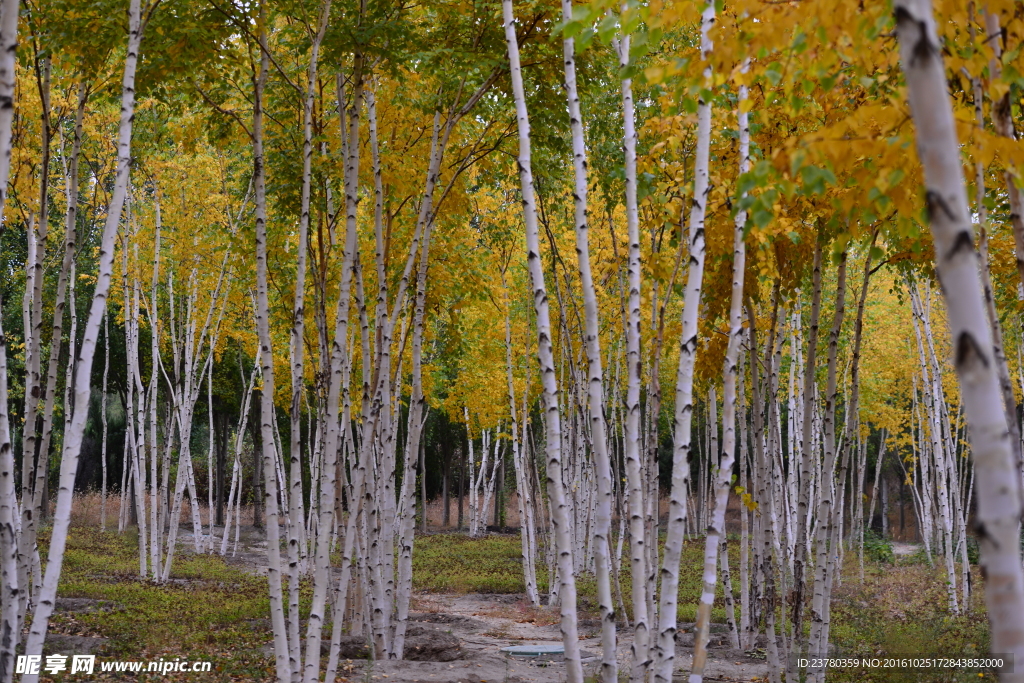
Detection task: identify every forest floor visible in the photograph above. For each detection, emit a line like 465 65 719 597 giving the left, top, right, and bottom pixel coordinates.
215 527 770 682
35 501 993 682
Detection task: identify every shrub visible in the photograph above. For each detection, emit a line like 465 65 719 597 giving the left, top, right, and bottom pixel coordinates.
863 528 894 564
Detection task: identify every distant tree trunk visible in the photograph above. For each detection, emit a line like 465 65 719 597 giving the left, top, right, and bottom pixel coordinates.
421 435 428 532
458 436 465 530
221 354 257 555
216 413 226 526
867 431 888 540
504 280 540 606
899 478 905 538
495 455 504 527
895 0 1024 673
101 310 109 532
442 442 450 527
881 476 889 538
251 400 263 530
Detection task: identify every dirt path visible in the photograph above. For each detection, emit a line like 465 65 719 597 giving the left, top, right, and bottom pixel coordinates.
892 542 922 557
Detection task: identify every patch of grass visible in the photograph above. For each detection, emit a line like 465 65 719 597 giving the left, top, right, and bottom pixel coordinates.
41 526 277 681
412 534 543 594
829 558 989 682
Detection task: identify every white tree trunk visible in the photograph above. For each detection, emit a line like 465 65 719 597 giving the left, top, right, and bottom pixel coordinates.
611 23 652 682
309 51 366 683
807 253 847 681
655 2 714 681
22 2 147 676
690 65 747 678
0 5 23 648
560 14 616 667
895 0 1024 675
251 7 292 678
502 3 582 680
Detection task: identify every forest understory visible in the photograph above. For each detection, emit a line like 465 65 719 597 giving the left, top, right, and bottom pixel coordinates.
19 494 990 683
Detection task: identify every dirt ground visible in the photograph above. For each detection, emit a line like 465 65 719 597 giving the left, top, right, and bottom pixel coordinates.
345 593 770 683
195 525 768 683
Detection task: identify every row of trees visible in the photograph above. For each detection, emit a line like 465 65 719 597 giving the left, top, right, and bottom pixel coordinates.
0 0 1023 682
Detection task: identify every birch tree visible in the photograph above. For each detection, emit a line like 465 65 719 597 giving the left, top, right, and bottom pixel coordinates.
895 0 1024 672
22 0 153 675
690 53 747 683
654 1 714 680
0 5 22 668
503 2 583 680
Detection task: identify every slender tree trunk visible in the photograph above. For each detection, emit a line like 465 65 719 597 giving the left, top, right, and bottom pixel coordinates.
207 350 215 536
391 187 435 658
251 5 291 678
288 12 332 675
560 6 617 676
316 39 367 683
0 311 16 683
19 56 65 620
503 3 582 679
789 241 822 673
0 1 23 669
748 302 783 683
691 78 746 677
609 21 652 681
22 2 147 675
505 280 540 606
655 3 714 681
807 252 848 681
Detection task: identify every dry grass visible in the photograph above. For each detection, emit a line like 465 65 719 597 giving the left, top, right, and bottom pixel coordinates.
69 491 256 530
420 493 523 529
474 599 560 626
410 595 447 613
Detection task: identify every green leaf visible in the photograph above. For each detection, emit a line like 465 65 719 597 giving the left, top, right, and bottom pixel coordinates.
597 14 618 45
